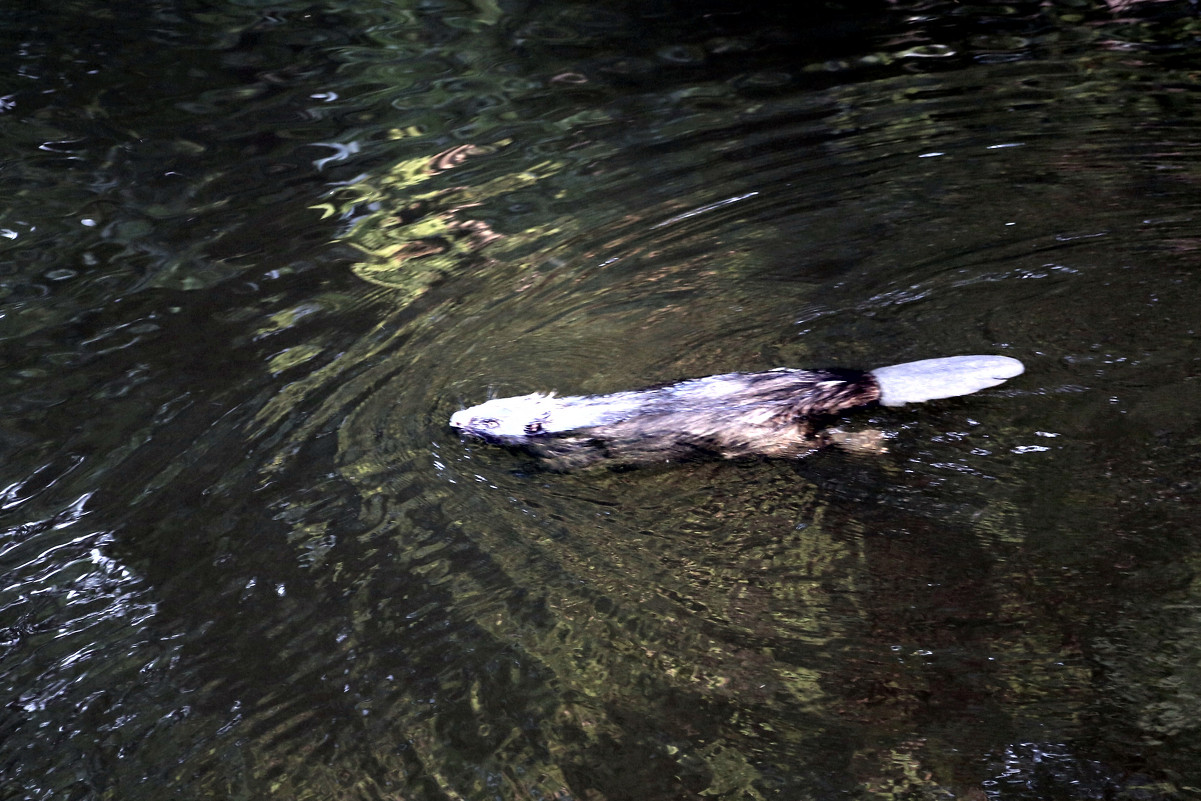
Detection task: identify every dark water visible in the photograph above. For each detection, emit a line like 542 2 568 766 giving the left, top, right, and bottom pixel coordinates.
3 1 1201 799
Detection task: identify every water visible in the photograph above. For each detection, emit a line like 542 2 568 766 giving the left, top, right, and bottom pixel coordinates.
2 1 1201 798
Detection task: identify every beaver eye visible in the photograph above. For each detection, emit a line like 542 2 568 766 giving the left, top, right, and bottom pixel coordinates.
524 421 543 434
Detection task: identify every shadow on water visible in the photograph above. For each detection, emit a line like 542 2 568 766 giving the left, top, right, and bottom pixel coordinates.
2 1 1201 799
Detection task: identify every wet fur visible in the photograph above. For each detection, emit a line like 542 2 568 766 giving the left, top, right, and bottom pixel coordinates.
453 368 880 470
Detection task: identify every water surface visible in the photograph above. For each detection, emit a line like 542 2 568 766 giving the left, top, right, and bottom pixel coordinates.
3 1 1201 799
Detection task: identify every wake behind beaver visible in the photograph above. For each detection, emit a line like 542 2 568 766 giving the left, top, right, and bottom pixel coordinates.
449 355 1024 470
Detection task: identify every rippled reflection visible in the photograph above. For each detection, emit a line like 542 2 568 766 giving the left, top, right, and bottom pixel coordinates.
3 1 1201 799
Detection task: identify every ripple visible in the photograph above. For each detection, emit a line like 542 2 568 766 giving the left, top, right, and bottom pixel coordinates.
6 1 1201 798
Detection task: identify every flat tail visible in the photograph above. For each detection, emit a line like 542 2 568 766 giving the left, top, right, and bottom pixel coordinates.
869 355 1024 407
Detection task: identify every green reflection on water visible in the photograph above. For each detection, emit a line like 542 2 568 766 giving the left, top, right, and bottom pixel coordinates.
319 136 568 302
8 1 1201 800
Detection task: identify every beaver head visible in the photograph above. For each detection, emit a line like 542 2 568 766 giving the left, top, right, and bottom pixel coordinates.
449 392 558 443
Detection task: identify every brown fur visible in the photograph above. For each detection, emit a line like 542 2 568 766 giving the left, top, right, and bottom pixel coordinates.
454 368 881 470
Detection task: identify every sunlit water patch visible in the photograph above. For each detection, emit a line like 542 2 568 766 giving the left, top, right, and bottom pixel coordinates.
3 1 1201 800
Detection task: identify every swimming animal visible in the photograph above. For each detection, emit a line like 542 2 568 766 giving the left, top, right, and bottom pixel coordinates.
449 355 1024 470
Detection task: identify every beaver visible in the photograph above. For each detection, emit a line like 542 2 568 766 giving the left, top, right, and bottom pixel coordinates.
449 355 1024 470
